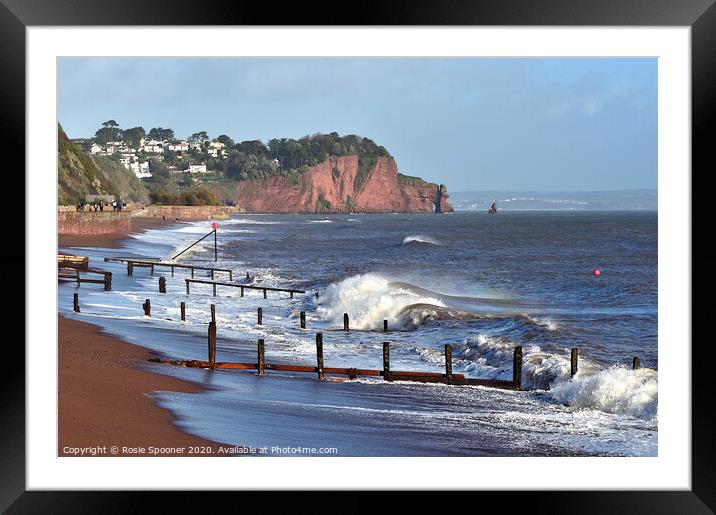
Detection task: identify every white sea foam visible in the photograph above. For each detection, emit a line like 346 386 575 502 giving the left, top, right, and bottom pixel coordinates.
549 366 658 420
453 334 657 419
402 235 440 246
308 219 333 223
316 273 445 330
226 218 281 225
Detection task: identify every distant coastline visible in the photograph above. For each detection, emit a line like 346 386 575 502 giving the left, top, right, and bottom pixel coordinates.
450 189 657 211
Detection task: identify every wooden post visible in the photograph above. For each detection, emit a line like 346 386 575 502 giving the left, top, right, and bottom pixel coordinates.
383 342 391 381
180 301 185 321
632 356 641 370
210 304 216 324
257 307 263 325
150 264 154 276
300 311 306 329
290 291 294 299
263 288 267 299
343 313 349 331
143 299 151 317
257 339 265 376
229 271 233 281
316 333 324 380
159 276 166 293
445 344 453 380
383 319 388 332
127 262 133 276
212 283 217 297
76 268 80 287
185 279 190 295
570 348 578 377
171 265 174 277
208 321 217 367
191 267 195 279
513 346 523 389
104 272 112 291
210 269 215 280
73 293 80 313
240 286 244 297
246 272 250 281
214 228 217 262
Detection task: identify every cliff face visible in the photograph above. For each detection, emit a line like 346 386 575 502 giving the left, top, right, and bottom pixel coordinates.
232 155 453 214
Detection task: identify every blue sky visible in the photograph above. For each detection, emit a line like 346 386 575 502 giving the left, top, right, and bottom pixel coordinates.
58 58 657 192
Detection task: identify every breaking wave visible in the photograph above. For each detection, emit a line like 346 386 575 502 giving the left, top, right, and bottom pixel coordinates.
318 274 538 331
444 334 657 419
402 235 440 246
549 366 658 420
316 273 446 330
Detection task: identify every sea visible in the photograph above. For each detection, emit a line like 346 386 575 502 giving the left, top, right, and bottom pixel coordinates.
58 211 658 456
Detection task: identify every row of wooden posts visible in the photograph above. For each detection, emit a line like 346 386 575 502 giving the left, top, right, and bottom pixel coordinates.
103 257 235 281
60 268 112 291
136 289 386 334
192 322 524 388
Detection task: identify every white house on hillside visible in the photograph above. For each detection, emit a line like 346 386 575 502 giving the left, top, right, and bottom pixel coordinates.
188 163 208 174
168 141 189 152
90 143 102 154
143 139 165 153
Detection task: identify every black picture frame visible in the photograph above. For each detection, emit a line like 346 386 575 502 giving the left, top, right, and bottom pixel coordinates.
5 0 714 511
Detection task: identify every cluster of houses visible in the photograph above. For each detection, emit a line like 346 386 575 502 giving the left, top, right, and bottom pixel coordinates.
86 137 227 179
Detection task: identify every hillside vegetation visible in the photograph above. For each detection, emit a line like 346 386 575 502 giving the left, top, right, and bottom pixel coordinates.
58 124 149 205
224 132 390 182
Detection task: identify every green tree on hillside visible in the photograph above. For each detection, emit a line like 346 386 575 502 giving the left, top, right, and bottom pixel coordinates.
191 131 209 143
123 126 145 147
94 120 123 145
102 120 119 141
216 134 235 147
148 127 175 141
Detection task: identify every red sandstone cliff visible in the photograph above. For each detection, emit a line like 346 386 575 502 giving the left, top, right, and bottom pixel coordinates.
232 156 453 214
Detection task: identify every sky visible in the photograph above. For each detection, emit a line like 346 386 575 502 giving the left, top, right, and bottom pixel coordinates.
58 58 657 192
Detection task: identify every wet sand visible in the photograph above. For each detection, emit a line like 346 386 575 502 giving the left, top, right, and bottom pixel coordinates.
58 315 232 456
58 216 176 249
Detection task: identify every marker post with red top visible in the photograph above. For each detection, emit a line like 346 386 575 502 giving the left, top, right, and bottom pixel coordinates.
212 222 218 262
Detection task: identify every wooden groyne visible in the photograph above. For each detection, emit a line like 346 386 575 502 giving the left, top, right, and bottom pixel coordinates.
58 254 88 270
184 278 305 298
104 257 234 280
58 254 112 290
150 332 522 390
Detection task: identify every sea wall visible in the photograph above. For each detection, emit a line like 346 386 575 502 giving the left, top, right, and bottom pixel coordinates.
58 211 132 235
133 205 242 221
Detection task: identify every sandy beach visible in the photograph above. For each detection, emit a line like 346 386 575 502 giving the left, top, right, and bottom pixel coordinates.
58 316 229 456
58 216 232 456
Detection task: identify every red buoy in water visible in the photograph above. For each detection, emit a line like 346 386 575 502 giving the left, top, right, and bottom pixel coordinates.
593 268 601 276
212 222 219 231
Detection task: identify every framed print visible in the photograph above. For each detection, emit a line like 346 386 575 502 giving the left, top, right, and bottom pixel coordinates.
6 0 715 511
